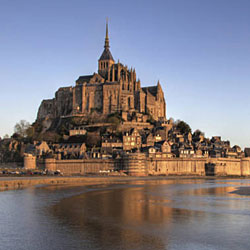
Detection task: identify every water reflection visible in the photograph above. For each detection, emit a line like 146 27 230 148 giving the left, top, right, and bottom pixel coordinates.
48 179 250 250
2 179 250 250
49 185 169 249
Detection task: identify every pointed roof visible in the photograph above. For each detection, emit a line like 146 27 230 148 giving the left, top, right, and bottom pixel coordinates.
99 49 114 61
99 19 114 61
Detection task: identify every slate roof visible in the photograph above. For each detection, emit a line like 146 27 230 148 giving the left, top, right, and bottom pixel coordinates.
142 86 158 96
76 75 93 84
99 48 114 61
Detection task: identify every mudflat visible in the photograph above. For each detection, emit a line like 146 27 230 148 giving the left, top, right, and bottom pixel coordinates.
1 175 250 192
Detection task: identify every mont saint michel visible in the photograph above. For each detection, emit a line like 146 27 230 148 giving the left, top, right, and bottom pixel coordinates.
1 2 250 250
2 21 247 177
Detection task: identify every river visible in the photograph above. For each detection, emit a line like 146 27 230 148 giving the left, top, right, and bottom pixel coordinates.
1 178 250 250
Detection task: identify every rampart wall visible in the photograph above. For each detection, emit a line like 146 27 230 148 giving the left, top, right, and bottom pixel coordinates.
206 157 250 176
44 158 118 175
147 157 207 176
24 155 250 177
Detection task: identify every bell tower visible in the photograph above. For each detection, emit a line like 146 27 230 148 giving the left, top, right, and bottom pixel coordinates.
98 19 115 79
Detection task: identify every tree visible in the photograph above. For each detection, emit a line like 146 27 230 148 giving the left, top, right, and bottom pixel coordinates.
14 120 31 138
193 129 204 137
176 120 192 134
85 132 101 148
107 113 121 130
3 134 9 139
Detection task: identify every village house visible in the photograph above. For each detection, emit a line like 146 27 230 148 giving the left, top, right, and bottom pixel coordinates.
122 128 142 151
69 127 87 136
54 143 87 159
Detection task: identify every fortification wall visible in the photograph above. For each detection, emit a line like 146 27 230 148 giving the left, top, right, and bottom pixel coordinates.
147 157 206 176
241 158 250 176
41 156 250 177
123 153 148 176
45 158 117 175
24 154 36 170
207 158 250 176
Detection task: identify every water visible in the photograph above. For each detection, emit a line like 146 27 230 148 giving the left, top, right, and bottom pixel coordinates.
1 179 250 250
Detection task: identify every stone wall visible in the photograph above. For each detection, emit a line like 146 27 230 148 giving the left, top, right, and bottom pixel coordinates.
24 154 36 169
147 157 206 176
40 156 250 177
123 153 148 176
45 158 118 175
207 158 250 176
241 158 250 176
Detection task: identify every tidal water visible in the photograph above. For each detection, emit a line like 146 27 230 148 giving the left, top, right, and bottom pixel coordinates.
1 179 250 250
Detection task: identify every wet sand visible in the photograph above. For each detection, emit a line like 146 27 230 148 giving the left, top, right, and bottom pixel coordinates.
0 175 216 191
231 187 250 195
1 175 250 192
0 176 143 191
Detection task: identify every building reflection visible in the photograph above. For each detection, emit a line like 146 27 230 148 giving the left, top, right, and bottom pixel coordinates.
48 179 248 249
48 182 177 249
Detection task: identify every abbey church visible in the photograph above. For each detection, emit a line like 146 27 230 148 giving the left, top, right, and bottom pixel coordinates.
37 22 166 121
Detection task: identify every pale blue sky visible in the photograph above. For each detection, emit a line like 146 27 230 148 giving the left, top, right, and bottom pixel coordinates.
0 0 250 148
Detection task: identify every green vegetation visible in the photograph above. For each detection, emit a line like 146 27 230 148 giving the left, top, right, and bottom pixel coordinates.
85 132 101 148
106 112 122 130
176 120 192 134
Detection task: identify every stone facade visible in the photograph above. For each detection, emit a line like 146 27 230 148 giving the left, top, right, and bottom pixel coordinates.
24 154 36 169
37 22 166 122
41 155 250 177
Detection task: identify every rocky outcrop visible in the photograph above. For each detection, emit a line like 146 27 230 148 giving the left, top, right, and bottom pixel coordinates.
37 87 73 120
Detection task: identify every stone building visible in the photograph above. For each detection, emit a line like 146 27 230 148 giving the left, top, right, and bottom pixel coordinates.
123 128 142 151
37 21 166 122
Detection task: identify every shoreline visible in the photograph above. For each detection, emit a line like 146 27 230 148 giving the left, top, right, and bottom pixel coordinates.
1 175 250 192
231 187 250 196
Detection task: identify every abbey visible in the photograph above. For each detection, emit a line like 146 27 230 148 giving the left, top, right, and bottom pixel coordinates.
37 22 166 121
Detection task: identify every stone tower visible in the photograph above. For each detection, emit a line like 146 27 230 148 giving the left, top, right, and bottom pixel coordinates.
98 20 115 79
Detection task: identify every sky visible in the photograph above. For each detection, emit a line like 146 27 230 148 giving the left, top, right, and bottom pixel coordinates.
0 0 250 148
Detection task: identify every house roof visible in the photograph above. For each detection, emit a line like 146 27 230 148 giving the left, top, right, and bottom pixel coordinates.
76 75 94 84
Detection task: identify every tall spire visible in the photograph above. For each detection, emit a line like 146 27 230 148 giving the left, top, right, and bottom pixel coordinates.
104 17 110 49
98 19 114 63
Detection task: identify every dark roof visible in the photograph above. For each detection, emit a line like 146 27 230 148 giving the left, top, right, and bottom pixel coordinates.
76 75 93 84
102 136 122 143
155 140 168 146
142 86 158 96
99 48 114 61
25 144 36 154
